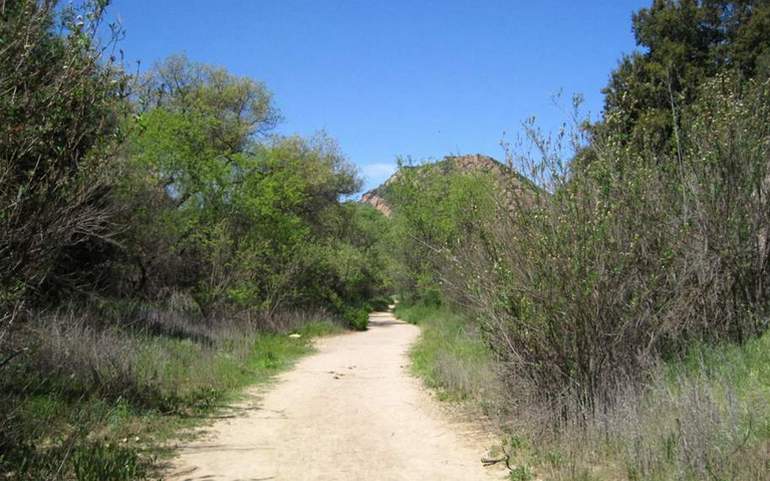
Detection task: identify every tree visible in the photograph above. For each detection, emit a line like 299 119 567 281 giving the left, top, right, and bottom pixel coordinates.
123 56 369 317
0 0 129 314
388 159 499 304
597 0 770 155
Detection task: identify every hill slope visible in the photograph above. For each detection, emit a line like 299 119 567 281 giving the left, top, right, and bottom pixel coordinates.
361 154 536 216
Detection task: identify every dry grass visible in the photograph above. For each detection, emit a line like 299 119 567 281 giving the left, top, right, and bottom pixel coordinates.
402 302 770 481
0 294 343 480
524 357 770 481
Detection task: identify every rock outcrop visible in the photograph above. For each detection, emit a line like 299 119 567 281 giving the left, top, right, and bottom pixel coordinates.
360 190 392 217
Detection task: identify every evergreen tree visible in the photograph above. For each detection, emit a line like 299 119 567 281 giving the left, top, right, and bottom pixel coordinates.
597 0 770 154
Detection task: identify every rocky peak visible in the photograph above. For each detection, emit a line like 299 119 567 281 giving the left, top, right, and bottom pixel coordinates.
361 154 524 216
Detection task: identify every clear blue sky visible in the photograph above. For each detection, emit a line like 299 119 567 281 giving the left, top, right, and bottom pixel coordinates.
105 0 648 192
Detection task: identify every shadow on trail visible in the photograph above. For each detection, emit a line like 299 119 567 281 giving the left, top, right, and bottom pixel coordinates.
367 312 406 328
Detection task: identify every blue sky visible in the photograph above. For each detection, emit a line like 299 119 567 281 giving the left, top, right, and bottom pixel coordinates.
105 0 648 192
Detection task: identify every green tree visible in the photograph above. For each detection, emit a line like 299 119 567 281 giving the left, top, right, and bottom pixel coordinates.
388 160 499 304
598 0 770 154
123 56 373 317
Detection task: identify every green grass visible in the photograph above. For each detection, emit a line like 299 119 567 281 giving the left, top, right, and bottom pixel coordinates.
1 319 342 480
397 301 770 481
673 331 770 400
572 330 770 481
136 321 340 408
395 302 497 403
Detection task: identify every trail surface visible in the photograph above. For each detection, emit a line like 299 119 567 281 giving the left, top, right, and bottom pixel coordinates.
168 311 501 481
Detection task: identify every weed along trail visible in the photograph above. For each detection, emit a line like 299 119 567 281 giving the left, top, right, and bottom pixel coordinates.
168 311 502 481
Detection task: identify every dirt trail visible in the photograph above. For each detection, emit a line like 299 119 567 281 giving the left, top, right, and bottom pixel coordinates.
168 311 503 481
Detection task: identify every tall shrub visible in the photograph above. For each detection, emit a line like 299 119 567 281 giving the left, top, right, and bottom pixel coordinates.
450 77 770 424
0 0 128 326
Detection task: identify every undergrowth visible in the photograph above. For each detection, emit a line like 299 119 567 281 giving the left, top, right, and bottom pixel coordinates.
395 302 500 406
0 303 342 480
398 301 770 481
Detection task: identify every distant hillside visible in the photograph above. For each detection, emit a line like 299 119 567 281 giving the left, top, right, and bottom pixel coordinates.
361 154 537 216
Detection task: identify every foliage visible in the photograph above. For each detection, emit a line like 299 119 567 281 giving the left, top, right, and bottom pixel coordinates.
427 75 770 425
597 0 770 153
0 0 129 314
532 326 770 481
71 442 148 481
387 159 500 304
343 307 369 331
367 295 393 311
0 5 391 480
119 55 387 318
402 301 770 481
0 300 341 480
382 4 770 479
7 1 770 480
508 465 534 481
385 3 770 433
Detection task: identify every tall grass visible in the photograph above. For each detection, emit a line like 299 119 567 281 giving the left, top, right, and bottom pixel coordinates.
429 76 770 428
0 296 342 480
528 330 770 481
401 302 770 481
395 302 502 410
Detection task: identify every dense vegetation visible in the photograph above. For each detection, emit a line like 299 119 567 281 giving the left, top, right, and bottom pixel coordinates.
1 1 389 479
3 0 770 480
397 303 770 481
388 1 770 480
